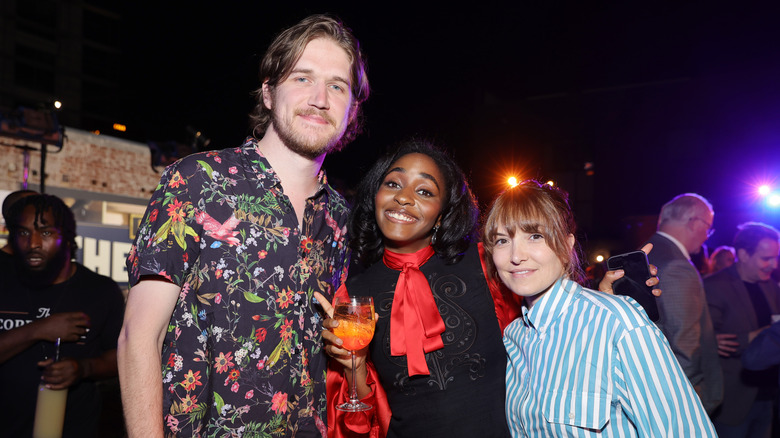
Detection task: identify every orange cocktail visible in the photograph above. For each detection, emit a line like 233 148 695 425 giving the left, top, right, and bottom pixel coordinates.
332 315 375 351
332 295 376 412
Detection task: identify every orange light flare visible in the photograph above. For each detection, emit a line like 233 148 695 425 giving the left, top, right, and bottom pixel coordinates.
483 154 537 196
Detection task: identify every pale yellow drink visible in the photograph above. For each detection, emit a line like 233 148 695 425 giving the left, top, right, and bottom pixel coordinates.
32 384 67 438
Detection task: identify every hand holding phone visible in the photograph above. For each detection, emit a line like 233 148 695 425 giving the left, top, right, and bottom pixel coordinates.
607 250 659 321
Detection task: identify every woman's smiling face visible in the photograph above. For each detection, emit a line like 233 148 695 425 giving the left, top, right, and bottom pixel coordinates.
375 153 445 253
490 224 571 307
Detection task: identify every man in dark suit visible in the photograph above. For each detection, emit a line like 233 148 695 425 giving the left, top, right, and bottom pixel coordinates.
704 222 780 438
646 193 722 414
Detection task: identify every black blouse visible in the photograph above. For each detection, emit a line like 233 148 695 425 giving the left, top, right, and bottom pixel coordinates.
346 244 511 437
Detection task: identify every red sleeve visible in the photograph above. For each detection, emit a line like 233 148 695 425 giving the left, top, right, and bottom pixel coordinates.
327 359 390 437
478 242 523 332
326 284 392 438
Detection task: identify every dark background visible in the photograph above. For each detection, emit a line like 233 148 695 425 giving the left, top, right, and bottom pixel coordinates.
114 2 780 258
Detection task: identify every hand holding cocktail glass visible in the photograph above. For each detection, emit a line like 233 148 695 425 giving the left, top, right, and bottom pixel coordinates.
315 292 376 412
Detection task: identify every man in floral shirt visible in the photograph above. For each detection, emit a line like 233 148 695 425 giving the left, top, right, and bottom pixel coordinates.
118 14 369 437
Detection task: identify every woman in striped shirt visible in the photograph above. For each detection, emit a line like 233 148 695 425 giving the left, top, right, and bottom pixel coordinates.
483 180 717 437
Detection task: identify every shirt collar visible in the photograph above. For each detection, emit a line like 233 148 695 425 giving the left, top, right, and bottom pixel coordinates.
656 231 691 260
243 137 281 188
313 170 330 200
245 137 331 202
522 277 581 332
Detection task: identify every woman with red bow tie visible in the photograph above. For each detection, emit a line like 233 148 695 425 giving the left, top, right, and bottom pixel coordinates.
314 140 519 438
315 140 654 438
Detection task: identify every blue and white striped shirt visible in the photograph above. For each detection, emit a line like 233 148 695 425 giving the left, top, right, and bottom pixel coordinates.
504 277 717 437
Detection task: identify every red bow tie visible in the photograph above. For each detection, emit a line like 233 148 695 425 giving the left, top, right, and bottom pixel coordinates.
384 246 445 376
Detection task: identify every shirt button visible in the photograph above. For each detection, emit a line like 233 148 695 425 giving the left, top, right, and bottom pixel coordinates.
568 413 575 419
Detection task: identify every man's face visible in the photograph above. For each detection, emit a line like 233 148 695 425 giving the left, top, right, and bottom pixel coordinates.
263 37 354 159
689 207 714 253
737 238 780 283
12 205 69 282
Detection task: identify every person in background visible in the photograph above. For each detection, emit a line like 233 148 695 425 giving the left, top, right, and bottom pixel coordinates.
742 312 780 430
484 180 716 437
584 260 607 290
704 222 780 438
709 245 736 273
644 193 723 413
0 194 124 437
692 244 711 276
1 189 37 258
118 14 369 437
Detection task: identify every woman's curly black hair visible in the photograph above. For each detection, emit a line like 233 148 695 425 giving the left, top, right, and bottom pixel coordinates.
348 139 479 267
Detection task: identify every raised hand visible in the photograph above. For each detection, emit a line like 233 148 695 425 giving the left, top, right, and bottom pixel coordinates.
35 312 90 343
313 292 368 371
599 243 662 297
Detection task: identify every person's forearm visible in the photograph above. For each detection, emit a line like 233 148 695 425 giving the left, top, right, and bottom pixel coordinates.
1 312 91 364
344 360 371 399
743 324 780 370
118 327 165 437
79 349 118 381
118 278 183 437
0 325 36 364
748 326 767 344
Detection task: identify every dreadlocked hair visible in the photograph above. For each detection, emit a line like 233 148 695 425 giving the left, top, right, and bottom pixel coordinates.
7 194 78 255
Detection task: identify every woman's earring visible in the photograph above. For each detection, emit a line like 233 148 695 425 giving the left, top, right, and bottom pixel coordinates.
431 225 439 245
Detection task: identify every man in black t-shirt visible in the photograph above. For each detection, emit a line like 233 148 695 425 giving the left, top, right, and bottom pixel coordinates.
0 194 124 437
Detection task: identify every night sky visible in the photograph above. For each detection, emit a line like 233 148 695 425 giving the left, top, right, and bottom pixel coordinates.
115 3 780 255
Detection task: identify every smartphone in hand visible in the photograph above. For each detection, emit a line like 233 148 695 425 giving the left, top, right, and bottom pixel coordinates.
607 250 659 321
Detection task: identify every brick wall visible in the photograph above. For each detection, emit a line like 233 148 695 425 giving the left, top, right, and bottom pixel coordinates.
0 127 162 200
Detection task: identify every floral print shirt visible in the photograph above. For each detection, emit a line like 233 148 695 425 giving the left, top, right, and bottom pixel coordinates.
127 137 350 437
